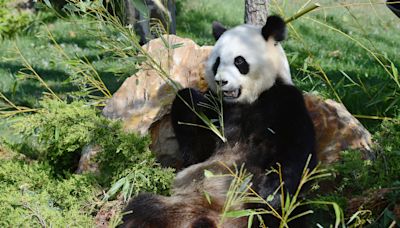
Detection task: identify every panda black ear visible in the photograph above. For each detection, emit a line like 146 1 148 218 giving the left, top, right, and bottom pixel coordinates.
261 15 287 42
212 21 227 41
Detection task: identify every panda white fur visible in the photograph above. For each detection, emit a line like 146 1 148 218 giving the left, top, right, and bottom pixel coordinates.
121 15 316 228
206 21 292 104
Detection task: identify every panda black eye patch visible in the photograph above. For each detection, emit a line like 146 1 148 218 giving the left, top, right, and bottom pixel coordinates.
234 56 249 75
212 57 220 76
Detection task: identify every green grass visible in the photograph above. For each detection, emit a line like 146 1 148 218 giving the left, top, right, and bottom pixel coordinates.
176 0 245 45
284 4 400 119
0 18 131 108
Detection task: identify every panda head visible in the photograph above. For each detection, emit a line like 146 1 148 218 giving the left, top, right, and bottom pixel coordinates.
205 15 293 104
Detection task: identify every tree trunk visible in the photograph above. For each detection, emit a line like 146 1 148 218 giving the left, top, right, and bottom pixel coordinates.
123 0 137 25
167 0 176 34
123 0 176 44
244 0 269 26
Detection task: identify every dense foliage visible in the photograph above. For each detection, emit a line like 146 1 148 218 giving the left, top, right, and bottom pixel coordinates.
11 100 105 173
0 0 33 37
0 159 96 226
311 119 400 226
335 120 400 194
0 100 174 226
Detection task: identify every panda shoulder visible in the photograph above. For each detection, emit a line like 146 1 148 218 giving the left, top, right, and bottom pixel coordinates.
267 83 305 104
258 83 309 117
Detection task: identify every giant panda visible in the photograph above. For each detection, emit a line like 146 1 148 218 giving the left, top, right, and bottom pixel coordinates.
120 15 317 228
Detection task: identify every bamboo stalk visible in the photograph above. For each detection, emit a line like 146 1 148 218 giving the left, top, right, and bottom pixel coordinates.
285 3 321 23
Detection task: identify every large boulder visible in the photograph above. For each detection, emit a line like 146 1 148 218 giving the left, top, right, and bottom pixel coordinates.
100 35 373 168
304 93 373 163
102 35 211 133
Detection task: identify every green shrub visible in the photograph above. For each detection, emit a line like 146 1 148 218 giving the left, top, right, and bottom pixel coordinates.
94 123 153 182
7 99 174 201
313 119 400 225
334 119 400 193
0 0 34 37
104 159 175 202
95 122 175 192
93 114 175 200
0 159 96 226
0 1 58 38
12 99 106 173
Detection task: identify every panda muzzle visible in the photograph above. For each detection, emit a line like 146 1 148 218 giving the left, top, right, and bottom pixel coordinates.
223 88 241 98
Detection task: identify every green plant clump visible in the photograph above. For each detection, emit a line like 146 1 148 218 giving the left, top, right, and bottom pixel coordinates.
7 99 174 201
313 119 400 226
0 159 97 227
0 0 34 38
12 99 107 173
335 119 400 194
94 117 175 194
103 160 175 202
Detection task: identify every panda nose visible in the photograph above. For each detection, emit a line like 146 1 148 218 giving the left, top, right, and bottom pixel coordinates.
215 80 228 86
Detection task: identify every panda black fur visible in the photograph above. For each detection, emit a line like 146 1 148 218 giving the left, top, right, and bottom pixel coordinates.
121 15 316 228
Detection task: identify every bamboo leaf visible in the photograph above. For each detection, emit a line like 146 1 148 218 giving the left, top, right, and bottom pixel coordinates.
287 210 313 223
247 213 254 228
346 210 370 225
204 191 212 205
266 194 274 202
204 169 214 178
54 126 59 140
238 175 252 193
131 0 149 17
306 201 344 228
43 0 52 8
104 177 127 201
284 192 291 211
224 209 254 218
122 180 131 201
391 62 399 85
332 202 343 228
172 43 184 49
340 70 360 86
